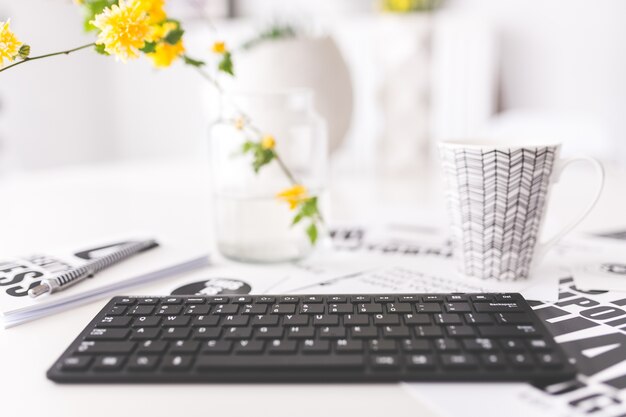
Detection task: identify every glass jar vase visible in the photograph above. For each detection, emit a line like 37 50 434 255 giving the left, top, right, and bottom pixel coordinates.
208 89 328 263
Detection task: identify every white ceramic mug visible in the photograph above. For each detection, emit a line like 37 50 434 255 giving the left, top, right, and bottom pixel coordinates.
439 139 605 281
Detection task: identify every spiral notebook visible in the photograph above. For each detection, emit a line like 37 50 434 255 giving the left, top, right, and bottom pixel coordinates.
0 238 209 328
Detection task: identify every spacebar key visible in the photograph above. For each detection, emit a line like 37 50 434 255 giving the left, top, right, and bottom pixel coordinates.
197 355 364 370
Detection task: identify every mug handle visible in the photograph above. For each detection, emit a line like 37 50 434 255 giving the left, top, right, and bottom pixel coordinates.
535 156 605 260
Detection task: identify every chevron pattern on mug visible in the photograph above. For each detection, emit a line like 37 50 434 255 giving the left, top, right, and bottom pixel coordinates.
439 142 558 281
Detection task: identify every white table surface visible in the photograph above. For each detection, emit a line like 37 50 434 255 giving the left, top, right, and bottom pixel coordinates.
1 157 624 417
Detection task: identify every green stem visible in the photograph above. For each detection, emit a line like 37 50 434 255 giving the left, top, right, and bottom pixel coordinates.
0 43 95 73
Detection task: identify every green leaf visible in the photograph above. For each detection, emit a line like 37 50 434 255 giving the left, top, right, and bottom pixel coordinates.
82 0 117 32
300 197 319 217
164 28 184 45
218 51 234 76
306 223 318 245
94 43 109 55
140 42 156 54
291 212 305 226
18 44 30 59
241 141 256 154
183 55 205 67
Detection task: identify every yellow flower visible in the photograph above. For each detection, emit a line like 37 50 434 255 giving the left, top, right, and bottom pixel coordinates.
0 20 23 67
151 21 177 41
137 0 167 24
91 0 154 62
234 117 245 130
148 40 184 67
261 134 276 150
277 185 308 210
212 41 226 54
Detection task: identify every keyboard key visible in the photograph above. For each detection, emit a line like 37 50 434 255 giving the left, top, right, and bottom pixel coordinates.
536 352 563 368
462 338 496 351
61 356 92 371
383 326 410 338
223 327 253 340
76 341 135 355
303 296 323 303
495 313 533 324
184 305 211 315
162 327 191 340
192 327 222 340
279 296 299 303
232 296 252 304
351 326 378 339
470 295 493 302
371 355 399 369
445 303 471 313
500 339 525 351
495 294 517 302
251 315 279 326
114 297 135 305
185 297 206 304
329 304 353 314
343 314 369 326
422 295 443 302
474 302 522 313
446 295 468 302
93 356 125 371
207 297 229 304
288 326 315 339
386 303 412 313
271 304 296 314
171 340 200 354
256 327 284 339
197 355 364 370
268 339 297 354
414 326 443 337
434 338 460 351
374 296 395 303
481 353 506 368
313 315 339 326
358 304 383 314
404 314 430 325
300 304 325 314
406 354 435 368
201 340 232 354
127 355 160 371
132 316 161 327
328 296 347 303
446 325 475 337
85 328 130 341
336 339 363 353
241 304 267 315
464 313 493 325
441 353 478 368
162 315 190 327
416 303 441 313
255 296 275 304
235 340 265 354
128 306 154 316
192 315 219 326
98 316 133 328
283 315 309 326
478 325 537 338
162 355 193 371
369 339 397 353
398 295 419 302
106 306 126 316
130 328 161 340
319 326 346 339
527 339 551 351
350 295 371 303
156 305 183 315
373 314 400 325
136 340 168 354
137 298 158 305
509 353 534 368
402 339 430 352
212 304 238 315
302 339 330 353
434 314 462 325
222 315 249 326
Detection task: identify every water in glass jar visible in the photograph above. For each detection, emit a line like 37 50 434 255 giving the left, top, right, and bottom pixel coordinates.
214 189 326 263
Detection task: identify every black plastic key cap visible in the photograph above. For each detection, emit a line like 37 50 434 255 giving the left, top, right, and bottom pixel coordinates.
201 340 232 354
171 340 200 354
373 314 400 325
76 341 135 355
300 304 325 314
132 316 161 327
313 315 339 326
156 305 183 315
136 340 168 354
283 315 308 325
127 355 160 371
256 326 284 339
369 339 397 352
301 339 330 353
383 326 410 338
371 355 399 369
344 314 369 325
162 327 191 340
271 304 296 314
288 326 315 339
329 304 353 314
61 356 92 371
415 326 443 337
162 355 193 371
407 354 435 368
268 339 297 353
93 356 125 371
98 316 133 328
212 304 238 314
402 339 430 352
474 302 522 313
192 315 219 326
335 339 363 353
358 304 383 314
434 313 462 325
223 327 253 340
351 326 378 338
222 315 249 326
441 353 478 368
319 326 346 339
251 315 279 326
479 325 537 338
241 305 267 315
481 352 506 368
85 328 130 341
235 340 264 354
184 305 211 315
416 303 441 313
509 353 534 368
197 355 364 369
464 313 493 325
130 328 161 340
404 314 430 325
162 316 190 327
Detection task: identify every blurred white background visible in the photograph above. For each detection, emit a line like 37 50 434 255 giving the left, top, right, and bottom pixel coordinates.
1 0 625 174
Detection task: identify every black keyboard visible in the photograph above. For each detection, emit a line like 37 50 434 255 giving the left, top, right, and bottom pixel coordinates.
47 293 576 383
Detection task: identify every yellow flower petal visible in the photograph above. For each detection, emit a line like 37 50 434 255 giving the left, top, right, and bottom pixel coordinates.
234 117 245 130
277 185 308 210
137 0 167 25
148 40 184 68
261 134 276 150
0 19 23 67
91 0 154 62
212 41 226 54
